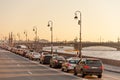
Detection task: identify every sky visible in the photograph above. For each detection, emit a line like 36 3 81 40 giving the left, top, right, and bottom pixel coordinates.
0 0 120 42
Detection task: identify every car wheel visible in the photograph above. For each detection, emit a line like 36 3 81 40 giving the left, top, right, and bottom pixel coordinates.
98 74 102 78
41 61 44 64
81 70 85 78
66 69 69 72
52 64 54 68
61 68 64 71
81 73 85 78
74 68 77 75
49 64 52 67
39 61 41 64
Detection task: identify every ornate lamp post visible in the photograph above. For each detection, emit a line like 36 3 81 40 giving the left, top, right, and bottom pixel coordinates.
17 33 20 42
24 31 28 42
33 26 38 41
33 26 38 50
47 20 53 55
74 11 82 58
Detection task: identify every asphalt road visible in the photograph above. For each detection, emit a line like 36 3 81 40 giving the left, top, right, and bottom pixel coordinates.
0 49 119 80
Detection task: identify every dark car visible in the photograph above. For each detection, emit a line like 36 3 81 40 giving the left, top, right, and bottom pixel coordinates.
50 56 65 68
40 54 52 64
74 58 104 78
40 52 50 58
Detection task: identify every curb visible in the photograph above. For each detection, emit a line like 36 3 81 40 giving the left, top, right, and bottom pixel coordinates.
104 69 120 73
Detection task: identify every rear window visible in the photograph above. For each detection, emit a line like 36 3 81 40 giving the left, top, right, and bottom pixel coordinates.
43 52 50 55
86 60 102 65
34 53 39 55
45 56 52 58
57 56 65 60
69 60 79 64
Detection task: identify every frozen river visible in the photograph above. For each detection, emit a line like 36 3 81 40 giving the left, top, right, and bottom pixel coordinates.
82 46 120 60
43 46 120 61
82 50 120 60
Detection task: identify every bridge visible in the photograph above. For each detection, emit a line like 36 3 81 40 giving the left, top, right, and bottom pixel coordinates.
74 42 120 50
13 41 120 51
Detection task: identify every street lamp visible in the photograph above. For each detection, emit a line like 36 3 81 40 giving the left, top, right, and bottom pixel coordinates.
33 26 38 41
74 11 82 58
33 26 38 51
17 33 20 42
24 31 28 42
47 20 53 55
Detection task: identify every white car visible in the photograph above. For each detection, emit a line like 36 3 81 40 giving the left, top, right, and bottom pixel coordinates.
61 57 80 72
29 52 41 60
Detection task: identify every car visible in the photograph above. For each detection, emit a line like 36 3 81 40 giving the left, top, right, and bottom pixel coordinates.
15 45 28 55
22 49 30 57
74 58 104 78
29 52 41 60
49 56 65 68
61 57 80 72
40 52 50 58
15 48 24 55
11 47 18 53
19 49 26 56
25 50 34 58
40 54 52 64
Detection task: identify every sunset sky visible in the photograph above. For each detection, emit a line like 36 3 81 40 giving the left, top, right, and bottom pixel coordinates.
0 0 120 42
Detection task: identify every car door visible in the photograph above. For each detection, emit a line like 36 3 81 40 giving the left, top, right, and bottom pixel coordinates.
53 57 57 67
63 60 68 70
50 57 53 66
75 60 80 73
50 56 56 67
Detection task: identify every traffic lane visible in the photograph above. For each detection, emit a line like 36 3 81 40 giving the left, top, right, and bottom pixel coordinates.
37 62 120 80
103 71 120 80
0 50 80 80
43 63 120 80
51 69 120 80
0 49 119 80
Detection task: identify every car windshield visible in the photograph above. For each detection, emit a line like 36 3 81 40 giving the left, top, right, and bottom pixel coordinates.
69 60 79 64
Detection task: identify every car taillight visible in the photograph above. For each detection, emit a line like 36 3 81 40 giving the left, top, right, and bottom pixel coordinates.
99 66 104 70
67 63 71 66
83 65 90 69
54 60 58 63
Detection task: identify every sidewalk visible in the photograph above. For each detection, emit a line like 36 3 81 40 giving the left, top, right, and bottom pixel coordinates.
104 64 120 73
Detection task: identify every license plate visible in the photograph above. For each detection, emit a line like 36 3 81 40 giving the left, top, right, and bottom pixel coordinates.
59 61 62 63
91 67 98 69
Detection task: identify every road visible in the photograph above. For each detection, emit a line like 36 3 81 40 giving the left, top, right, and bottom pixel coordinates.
0 49 120 80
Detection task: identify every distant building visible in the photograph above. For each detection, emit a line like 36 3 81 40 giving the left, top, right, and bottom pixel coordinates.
39 39 49 43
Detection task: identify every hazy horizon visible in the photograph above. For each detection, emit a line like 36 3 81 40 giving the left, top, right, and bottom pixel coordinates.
0 0 120 42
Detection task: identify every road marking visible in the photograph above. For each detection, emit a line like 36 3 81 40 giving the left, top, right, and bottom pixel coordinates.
72 79 88 80
11 60 15 62
17 64 20 67
82 79 88 80
28 71 32 74
104 74 119 80
36 63 80 79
